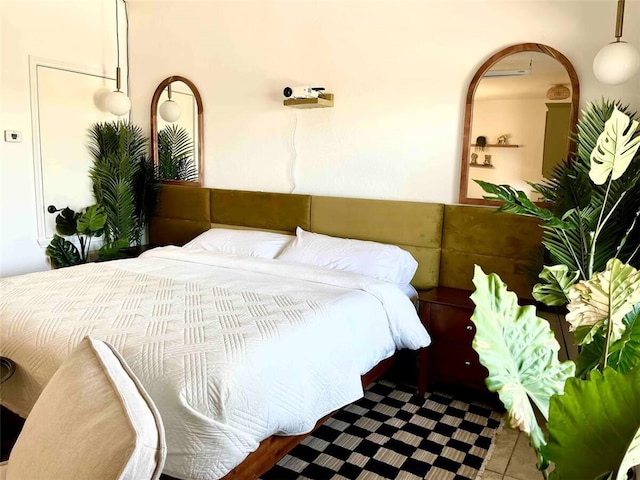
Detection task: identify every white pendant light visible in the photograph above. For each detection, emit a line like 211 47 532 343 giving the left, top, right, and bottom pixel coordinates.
159 83 181 122
593 0 640 85
106 0 130 116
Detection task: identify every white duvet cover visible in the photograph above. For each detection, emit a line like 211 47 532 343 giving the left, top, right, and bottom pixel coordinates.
0 247 431 480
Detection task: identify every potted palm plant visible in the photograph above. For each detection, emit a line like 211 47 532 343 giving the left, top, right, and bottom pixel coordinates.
88 120 159 255
469 101 640 479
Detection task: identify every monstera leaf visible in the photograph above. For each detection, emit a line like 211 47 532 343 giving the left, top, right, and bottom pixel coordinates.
76 204 107 237
54 207 79 236
470 266 575 461
567 259 640 345
544 367 640 480
576 305 640 377
46 234 82 268
589 107 640 185
97 238 130 261
533 264 580 306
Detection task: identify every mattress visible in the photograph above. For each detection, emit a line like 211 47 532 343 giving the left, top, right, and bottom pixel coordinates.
0 247 431 480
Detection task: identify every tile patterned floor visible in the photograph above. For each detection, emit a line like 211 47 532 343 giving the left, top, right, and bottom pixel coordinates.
479 426 543 480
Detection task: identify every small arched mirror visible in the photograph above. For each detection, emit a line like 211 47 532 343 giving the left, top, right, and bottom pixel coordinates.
151 76 203 185
459 43 579 205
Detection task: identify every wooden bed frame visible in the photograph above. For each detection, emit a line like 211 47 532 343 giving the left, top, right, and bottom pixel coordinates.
160 356 397 480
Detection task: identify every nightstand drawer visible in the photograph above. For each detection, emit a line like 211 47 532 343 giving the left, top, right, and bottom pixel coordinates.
428 304 476 344
429 341 488 387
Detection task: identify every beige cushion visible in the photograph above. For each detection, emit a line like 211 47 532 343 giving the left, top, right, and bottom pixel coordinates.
0 462 6 480
6 337 165 480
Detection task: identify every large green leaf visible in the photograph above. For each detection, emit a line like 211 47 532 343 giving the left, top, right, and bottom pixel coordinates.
475 181 573 229
76 204 107 237
45 234 82 268
576 305 640 377
55 207 79 236
566 258 640 345
544 367 640 480
589 107 640 185
533 264 580 307
470 266 575 458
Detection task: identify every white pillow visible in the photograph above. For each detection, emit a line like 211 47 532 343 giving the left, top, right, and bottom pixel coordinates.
183 228 293 259
277 227 418 285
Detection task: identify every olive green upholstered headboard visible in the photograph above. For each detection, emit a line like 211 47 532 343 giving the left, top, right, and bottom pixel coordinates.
439 205 543 299
149 185 543 294
149 185 444 289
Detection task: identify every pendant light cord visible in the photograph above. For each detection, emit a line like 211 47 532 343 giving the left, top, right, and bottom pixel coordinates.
124 0 131 115
115 0 120 69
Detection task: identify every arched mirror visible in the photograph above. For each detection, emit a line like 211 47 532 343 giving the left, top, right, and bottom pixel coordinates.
459 43 579 205
151 76 203 185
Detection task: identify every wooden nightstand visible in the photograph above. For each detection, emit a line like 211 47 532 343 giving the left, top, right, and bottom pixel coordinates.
417 287 488 395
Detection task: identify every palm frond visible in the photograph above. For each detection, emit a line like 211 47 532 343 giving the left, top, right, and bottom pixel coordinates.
157 124 198 182
88 121 156 247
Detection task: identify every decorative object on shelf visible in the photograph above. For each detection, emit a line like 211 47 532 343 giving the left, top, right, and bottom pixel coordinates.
496 134 511 145
283 86 325 99
483 154 492 166
470 101 640 478
593 0 640 85
104 0 131 116
474 136 487 151
159 83 181 123
546 84 571 100
470 153 478 165
45 204 107 268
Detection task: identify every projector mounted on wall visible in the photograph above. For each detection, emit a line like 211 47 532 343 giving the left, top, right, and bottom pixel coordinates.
283 86 325 99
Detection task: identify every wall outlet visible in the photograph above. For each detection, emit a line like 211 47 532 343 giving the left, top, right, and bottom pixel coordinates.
4 130 22 143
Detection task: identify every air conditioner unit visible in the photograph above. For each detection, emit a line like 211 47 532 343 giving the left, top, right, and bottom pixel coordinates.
483 68 532 78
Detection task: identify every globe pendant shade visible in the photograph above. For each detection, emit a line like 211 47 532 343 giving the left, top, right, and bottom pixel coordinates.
159 100 181 122
593 41 640 85
105 90 131 116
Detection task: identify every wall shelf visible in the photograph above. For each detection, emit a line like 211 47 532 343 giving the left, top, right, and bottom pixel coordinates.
284 93 334 109
471 143 520 148
470 164 494 168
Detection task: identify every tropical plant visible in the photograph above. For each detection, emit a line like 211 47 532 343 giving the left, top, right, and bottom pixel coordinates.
157 124 198 182
469 103 640 478
88 120 160 250
477 100 640 305
471 267 640 479
45 205 106 268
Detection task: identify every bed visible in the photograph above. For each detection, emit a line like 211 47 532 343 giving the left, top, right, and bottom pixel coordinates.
0 187 445 480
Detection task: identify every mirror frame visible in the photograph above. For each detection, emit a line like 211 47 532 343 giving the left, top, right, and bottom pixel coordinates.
459 43 580 206
150 75 204 186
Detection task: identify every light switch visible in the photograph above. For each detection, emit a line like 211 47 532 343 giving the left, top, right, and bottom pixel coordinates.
4 130 22 143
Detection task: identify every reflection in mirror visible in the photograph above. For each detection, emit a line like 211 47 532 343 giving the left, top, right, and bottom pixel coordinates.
151 76 203 185
459 44 579 205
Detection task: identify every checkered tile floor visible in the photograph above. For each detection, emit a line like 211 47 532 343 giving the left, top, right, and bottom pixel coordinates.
261 380 504 480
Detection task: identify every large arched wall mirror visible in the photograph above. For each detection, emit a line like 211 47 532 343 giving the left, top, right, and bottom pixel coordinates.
151 76 204 186
459 43 580 205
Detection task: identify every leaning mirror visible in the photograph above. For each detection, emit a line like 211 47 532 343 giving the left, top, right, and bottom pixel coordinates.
151 76 203 185
459 43 579 205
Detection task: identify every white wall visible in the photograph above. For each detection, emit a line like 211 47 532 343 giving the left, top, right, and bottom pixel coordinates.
128 0 640 201
0 0 124 277
2 0 640 277
468 98 548 199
